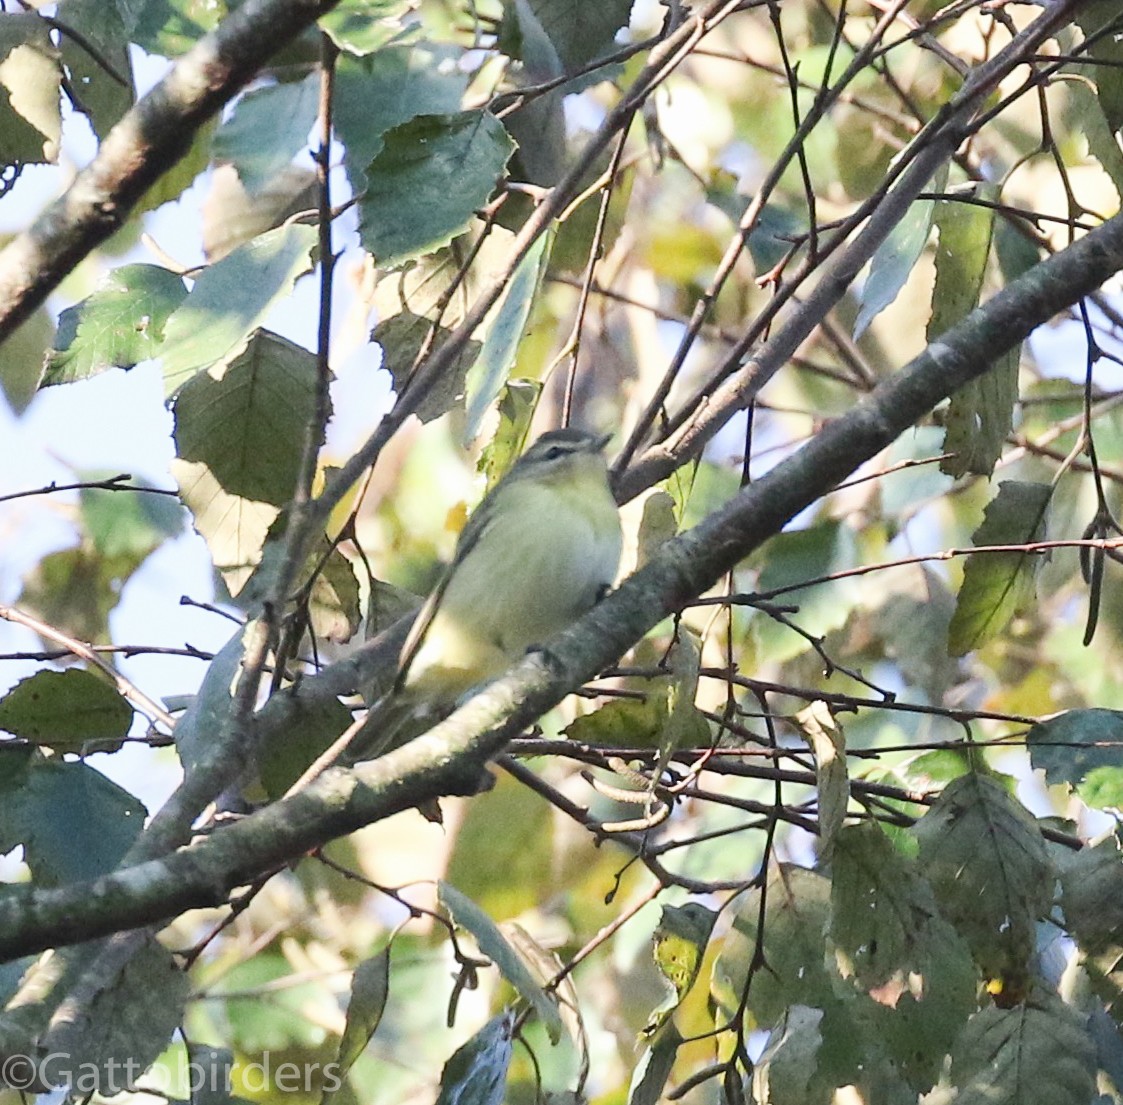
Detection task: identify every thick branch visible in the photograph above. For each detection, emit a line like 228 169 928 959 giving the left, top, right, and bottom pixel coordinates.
1 210 1121 963
0 0 341 339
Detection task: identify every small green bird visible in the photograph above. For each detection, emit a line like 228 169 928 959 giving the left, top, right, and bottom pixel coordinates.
351 427 623 761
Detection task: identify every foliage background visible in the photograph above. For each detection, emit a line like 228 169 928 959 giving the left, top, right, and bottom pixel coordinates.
1 0 1123 1103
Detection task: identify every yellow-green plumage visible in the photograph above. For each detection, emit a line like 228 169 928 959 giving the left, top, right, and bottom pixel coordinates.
350 428 622 762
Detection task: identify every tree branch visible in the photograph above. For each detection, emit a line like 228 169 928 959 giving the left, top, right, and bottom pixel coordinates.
1 209 1121 963
0 0 342 340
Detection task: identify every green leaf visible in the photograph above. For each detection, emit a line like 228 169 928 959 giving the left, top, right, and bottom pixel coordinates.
462 231 552 443
56 0 134 139
257 692 353 801
170 330 323 597
215 950 333 1052
479 380 541 489
120 0 226 57
308 545 362 644
994 219 1041 285
0 308 54 411
133 118 216 216
79 477 183 560
438 882 564 1044
372 309 481 423
949 992 1095 1105
325 947 391 1096
43 264 187 386
0 744 35 854
829 823 976 1089
0 13 62 167
947 480 1052 656
913 773 1052 977
499 0 635 75
47 936 189 1095
17 545 140 644
213 75 320 194
173 627 245 776
319 0 413 56
636 490 678 569
1027 708 1123 810
334 46 467 188
751 520 860 663
627 1023 683 1105
931 186 1018 478
160 223 318 394
643 903 717 1038
1076 1 1123 133
358 111 515 268
13 758 146 885
1059 835 1123 953
0 669 132 751
172 330 324 595
713 866 837 1028
1062 79 1123 201
434 1011 513 1105
173 329 323 506
831 823 939 990
752 1006 832 1105
941 353 1020 479
202 164 319 262
797 701 848 853
185 1045 235 1105
853 164 947 338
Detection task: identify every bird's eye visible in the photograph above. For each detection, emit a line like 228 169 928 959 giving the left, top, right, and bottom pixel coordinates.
544 445 565 461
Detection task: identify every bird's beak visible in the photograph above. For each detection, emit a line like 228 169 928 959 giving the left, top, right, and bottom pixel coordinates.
593 432 612 452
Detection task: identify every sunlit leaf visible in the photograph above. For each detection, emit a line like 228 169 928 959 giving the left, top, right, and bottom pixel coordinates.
931 186 1018 478
853 164 947 338
438 882 564 1043
319 0 413 56
463 231 552 443
160 224 318 394
0 13 61 166
171 329 324 593
479 380 541 489
43 264 187 386
0 669 132 752
119 0 226 57
797 700 848 852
